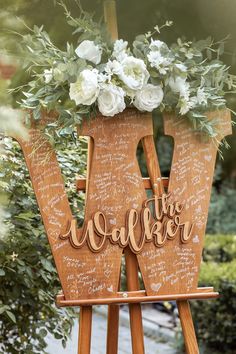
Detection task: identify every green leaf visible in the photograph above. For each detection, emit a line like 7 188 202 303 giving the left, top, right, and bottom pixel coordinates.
6 311 16 323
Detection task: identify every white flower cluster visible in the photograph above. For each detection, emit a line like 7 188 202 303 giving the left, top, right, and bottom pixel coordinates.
66 40 164 116
42 35 229 121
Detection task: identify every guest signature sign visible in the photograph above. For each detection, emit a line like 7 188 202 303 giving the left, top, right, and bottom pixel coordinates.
11 109 232 300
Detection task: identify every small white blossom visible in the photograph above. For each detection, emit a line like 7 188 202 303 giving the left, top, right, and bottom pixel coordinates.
43 69 53 83
168 76 190 98
75 40 102 65
118 56 149 90
134 84 164 112
149 39 166 51
147 39 173 75
190 88 208 107
11 252 18 262
179 97 194 115
98 84 126 117
112 39 128 61
69 69 100 106
147 51 172 74
105 60 122 78
196 87 208 105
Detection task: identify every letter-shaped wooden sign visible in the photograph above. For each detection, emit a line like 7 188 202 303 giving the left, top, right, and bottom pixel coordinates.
12 109 231 301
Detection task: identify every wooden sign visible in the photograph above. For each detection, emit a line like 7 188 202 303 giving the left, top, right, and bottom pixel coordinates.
12 108 231 302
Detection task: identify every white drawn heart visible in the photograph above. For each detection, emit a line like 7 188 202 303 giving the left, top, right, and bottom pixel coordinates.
193 235 200 243
109 218 116 225
151 283 162 292
204 155 212 162
107 285 113 293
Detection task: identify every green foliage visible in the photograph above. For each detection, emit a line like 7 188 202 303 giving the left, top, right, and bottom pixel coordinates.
0 135 87 353
203 234 236 262
7 2 236 140
192 234 236 353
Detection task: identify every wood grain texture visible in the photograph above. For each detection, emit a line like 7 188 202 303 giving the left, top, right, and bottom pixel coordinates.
102 4 121 353
73 109 153 300
177 301 199 354
57 289 219 307
76 177 169 192
78 306 92 354
125 248 145 354
106 305 119 354
142 135 164 195
79 136 94 353
138 109 232 296
12 109 231 303
9 108 231 354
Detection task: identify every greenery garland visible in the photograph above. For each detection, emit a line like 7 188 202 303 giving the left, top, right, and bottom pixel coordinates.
10 1 236 139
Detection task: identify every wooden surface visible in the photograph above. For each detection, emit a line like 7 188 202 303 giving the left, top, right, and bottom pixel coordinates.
78 306 92 354
76 176 169 192
142 135 164 196
125 247 145 354
56 288 219 307
12 109 231 302
148 110 232 296
74 109 153 300
177 301 199 354
106 305 119 354
80 136 94 354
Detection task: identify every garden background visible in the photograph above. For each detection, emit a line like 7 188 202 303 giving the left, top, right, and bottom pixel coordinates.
0 1 235 353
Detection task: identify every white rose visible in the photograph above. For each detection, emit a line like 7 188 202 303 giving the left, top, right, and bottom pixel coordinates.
69 69 100 106
118 56 150 90
43 69 53 83
134 84 164 112
98 84 126 117
75 40 102 65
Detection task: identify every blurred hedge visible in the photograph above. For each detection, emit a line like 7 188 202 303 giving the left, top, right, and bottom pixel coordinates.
192 234 236 353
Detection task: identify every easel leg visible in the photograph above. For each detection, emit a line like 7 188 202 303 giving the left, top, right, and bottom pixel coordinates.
106 304 120 354
177 300 199 354
78 306 92 354
125 249 145 354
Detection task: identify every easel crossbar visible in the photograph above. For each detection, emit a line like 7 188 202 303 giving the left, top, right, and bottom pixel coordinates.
76 177 169 191
56 288 219 307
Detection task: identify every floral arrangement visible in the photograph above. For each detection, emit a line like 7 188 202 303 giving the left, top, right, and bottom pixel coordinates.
12 2 236 138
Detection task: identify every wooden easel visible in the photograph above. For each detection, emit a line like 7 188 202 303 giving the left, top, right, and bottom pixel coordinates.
76 3 204 354
10 2 232 354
